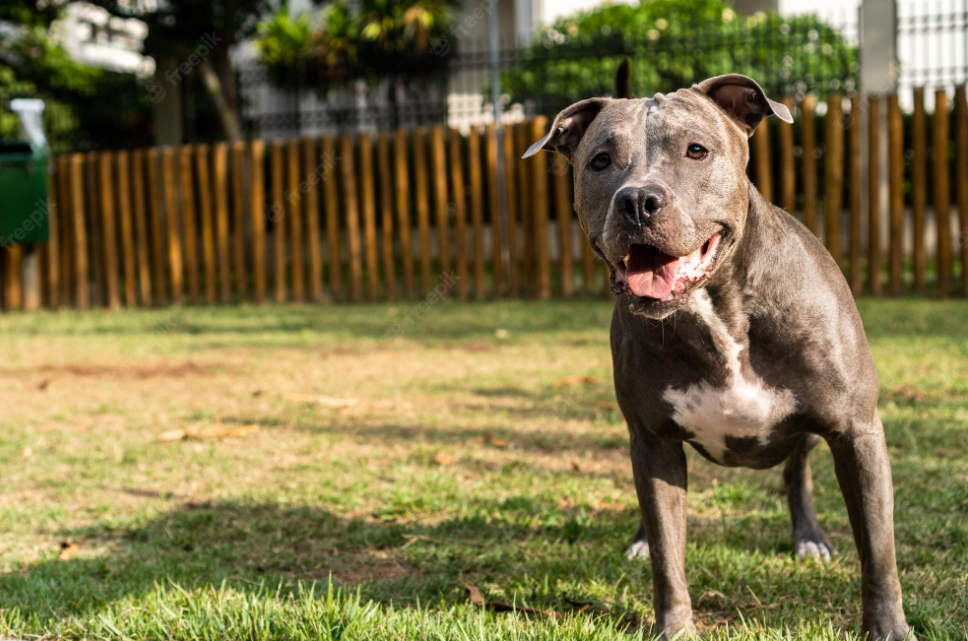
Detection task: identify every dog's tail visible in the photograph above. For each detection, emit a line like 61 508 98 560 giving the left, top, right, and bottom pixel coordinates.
615 58 633 99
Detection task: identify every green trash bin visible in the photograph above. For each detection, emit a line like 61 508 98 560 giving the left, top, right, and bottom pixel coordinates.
0 141 50 247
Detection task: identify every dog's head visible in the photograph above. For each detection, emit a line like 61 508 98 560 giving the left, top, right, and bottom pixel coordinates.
525 73 792 319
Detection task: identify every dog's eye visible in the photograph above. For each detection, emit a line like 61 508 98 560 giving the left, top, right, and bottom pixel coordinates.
590 152 611 171
686 144 708 160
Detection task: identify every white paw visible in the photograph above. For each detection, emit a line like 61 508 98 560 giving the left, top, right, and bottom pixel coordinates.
625 540 650 561
796 541 834 563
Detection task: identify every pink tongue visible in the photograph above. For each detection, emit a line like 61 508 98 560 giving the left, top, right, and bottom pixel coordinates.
627 246 680 299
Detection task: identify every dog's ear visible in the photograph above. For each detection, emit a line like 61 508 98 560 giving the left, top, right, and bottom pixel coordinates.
615 58 633 99
523 97 610 162
694 74 793 136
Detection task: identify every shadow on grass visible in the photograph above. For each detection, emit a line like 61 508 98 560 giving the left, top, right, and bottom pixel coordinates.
0 492 838 633
215 415 630 457
0 499 643 625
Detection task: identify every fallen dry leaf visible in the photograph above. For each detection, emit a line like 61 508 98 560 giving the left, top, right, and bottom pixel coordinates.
58 541 78 561
482 432 507 448
553 375 597 387
205 424 259 438
592 400 620 410
156 423 260 442
464 585 565 618
433 451 453 466
156 428 189 442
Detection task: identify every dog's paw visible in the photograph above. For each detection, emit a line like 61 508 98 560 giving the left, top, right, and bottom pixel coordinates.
795 540 834 563
864 625 916 641
625 540 650 561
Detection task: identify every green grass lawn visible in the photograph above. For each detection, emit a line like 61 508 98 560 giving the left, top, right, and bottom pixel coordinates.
0 299 966 640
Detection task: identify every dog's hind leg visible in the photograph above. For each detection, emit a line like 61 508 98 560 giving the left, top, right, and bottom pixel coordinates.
784 433 835 562
625 520 649 560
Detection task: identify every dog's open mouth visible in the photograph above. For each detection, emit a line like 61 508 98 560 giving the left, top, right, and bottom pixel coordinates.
611 232 722 300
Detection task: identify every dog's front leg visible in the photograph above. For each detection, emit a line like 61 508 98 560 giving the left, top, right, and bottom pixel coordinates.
630 432 694 638
826 420 915 641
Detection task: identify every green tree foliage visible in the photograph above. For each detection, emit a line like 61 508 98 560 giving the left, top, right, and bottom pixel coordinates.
83 0 274 141
0 1 127 148
255 0 459 93
502 0 858 109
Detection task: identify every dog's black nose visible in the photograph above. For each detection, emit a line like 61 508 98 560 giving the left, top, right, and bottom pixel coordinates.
616 185 668 224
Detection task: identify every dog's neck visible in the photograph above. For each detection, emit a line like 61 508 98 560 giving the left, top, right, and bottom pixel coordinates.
630 183 780 381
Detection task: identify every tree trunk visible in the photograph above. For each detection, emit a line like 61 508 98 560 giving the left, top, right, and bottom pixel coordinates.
199 58 243 142
213 43 239 119
151 54 184 145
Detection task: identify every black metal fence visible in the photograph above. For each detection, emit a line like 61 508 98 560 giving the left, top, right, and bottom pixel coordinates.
897 0 968 92
17 1 968 151
232 11 861 141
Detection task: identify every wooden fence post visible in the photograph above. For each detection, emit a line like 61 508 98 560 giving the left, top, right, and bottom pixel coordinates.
448 127 469 300
69 154 89 309
322 136 342 299
56 156 73 305
161 148 183 305
515 122 533 295
477 127 492 299
302 138 323 302
98 152 120 309
848 96 863 294
430 126 450 279
502 124 519 296
146 148 167 302
824 95 844 263
359 133 380 301
867 95 882 295
933 89 951 295
4 246 23 310
196 144 217 304
393 130 413 298
285 138 305 302
214 142 232 302
888 94 904 295
43 165 60 309
250 140 267 303
270 140 286 302
85 153 103 305
116 151 137 307
530 117 551 299
131 150 152 306
802 95 818 234
485 124 503 296
231 142 248 300
377 131 396 302
955 85 968 296
178 146 199 302
912 87 927 293
340 134 363 301
414 128 432 296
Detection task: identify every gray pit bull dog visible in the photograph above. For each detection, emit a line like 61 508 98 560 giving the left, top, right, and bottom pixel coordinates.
524 71 915 640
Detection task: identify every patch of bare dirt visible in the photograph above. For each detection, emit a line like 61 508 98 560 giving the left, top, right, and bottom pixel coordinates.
0 361 213 380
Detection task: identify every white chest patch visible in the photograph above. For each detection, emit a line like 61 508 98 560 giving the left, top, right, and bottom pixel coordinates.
661 291 797 462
